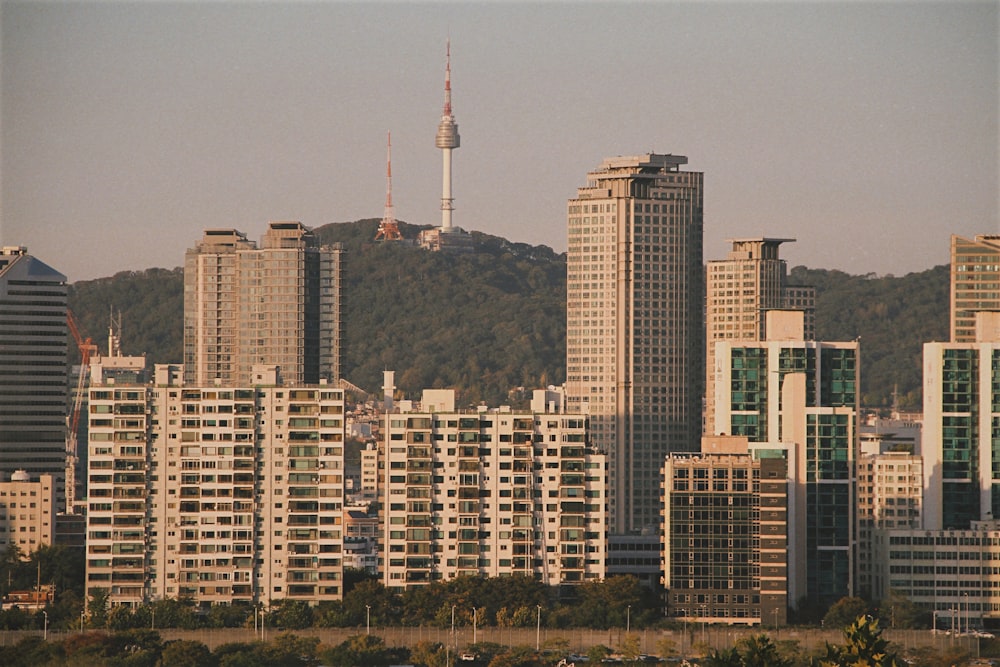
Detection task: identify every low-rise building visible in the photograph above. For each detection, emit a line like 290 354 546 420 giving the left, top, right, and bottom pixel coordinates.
0 471 56 557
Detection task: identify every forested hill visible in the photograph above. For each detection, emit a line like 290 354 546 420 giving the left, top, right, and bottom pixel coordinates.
67 220 947 409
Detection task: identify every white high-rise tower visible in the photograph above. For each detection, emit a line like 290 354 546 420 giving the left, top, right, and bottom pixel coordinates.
435 41 460 232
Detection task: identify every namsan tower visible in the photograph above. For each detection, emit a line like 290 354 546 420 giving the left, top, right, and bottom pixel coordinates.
435 40 460 232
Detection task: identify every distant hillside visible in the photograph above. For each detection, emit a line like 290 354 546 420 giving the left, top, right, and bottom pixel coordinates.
67 220 948 409
789 264 949 409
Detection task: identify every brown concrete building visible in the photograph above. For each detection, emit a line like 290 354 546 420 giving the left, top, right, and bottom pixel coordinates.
662 436 788 626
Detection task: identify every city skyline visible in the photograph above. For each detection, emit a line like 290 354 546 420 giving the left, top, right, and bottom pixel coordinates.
2 2 996 282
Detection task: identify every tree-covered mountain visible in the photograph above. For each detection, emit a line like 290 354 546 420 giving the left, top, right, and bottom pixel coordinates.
66 220 948 410
788 265 948 410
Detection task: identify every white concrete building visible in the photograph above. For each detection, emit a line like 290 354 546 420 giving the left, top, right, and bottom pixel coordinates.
923 311 1000 531
879 521 1000 628
85 371 346 609
380 388 606 591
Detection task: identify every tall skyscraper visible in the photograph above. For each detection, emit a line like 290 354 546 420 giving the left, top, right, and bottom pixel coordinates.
566 153 704 533
712 311 858 608
183 222 342 386
950 234 1000 343
705 238 815 433
923 310 1000 530
0 246 68 502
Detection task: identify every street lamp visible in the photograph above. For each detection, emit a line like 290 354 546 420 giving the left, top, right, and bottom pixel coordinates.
452 605 457 655
80 611 85 634
627 605 631 634
42 610 48 641
472 607 477 645
773 607 779 632
536 605 542 651
366 604 371 636
151 607 155 630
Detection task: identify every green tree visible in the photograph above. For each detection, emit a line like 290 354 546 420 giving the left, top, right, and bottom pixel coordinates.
408 640 447 667
879 589 929 629
320 634 393 667
822 597 871 630
87 587 110 628
159 639 217 667
814 615 905 667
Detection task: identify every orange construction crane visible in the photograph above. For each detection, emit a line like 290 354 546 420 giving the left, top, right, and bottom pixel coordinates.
66 310 97 509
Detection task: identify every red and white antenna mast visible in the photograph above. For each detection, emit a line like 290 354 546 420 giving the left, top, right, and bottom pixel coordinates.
375 131 402 241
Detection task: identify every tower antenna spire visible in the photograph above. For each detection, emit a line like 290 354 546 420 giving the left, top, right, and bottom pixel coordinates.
375 131 402 241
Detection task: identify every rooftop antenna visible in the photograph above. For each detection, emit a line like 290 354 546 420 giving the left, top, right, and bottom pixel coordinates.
374 131 402 241
435 39 460 233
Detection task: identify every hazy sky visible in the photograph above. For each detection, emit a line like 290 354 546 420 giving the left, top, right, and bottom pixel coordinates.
2 1 997 282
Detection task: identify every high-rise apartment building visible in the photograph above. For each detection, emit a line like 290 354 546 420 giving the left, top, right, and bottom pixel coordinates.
566 153 704 534
923 311 1000 530
705 238 815 432
0 247 68 504
380 389 606 591
183 222 342 387
950 234 1000 342
85 369 346 609
712 311 858 608
663 436 788 626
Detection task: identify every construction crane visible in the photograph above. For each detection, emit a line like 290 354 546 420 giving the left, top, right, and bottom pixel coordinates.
66 310 97 510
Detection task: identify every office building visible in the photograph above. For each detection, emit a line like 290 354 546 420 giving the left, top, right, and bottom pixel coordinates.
712 311 858 608
0 247 68 504
85 369 346 609
380 388 606 591
923 311 1000 530
950 234 1000 343
0 472 56 556
705 238 815 432
878 521 1000 629
663 436 788 626
566 153 704 534
183 222 342 387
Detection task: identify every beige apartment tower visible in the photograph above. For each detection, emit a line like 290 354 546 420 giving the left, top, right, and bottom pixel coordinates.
951 234 1000 343
705 238 815 432
566 154 704 534
183 222 342 386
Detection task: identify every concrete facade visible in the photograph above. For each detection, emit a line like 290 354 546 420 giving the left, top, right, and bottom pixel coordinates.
922 311 1000 531
566 153 704 534
85 372 346 609
0 472 56 557
712 311 858 609
183 222 342 387
705 238 815 434
662 436 788 626
380 389 607 591
950 234 1000 343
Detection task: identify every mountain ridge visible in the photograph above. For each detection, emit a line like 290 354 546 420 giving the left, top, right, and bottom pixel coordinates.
67 220 947 409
